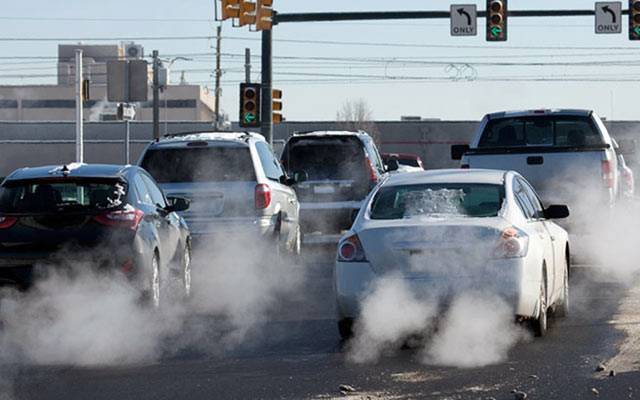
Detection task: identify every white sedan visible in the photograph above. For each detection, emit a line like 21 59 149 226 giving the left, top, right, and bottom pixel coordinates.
335 169 570 339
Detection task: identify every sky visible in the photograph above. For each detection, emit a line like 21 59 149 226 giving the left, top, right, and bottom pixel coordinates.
2 0 640 121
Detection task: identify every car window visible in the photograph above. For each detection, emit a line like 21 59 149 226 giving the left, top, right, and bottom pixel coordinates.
133 175 153 205
479 116 603 148
255 141 284 181
520 179 545 219
141 174 166 208
370 183 504 219
512 178 535 219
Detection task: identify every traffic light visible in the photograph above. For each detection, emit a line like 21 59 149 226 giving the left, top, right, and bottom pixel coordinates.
256 0 274 31
238 1 256 26
82 79 90 101
631 0 640 40
239 83 261 128
272 88 283 124
486 0 507 41
221 0 240 20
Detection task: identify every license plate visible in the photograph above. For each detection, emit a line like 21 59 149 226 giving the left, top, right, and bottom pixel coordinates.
314 185 336 194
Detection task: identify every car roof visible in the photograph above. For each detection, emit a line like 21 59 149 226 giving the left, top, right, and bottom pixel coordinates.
4 163 133 182
149 131 263 148
383 169 509 186
382 152 421 160
291 130 369 138
487 109 592 119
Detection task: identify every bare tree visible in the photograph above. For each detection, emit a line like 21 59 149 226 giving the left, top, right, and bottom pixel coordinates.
336 98 380 142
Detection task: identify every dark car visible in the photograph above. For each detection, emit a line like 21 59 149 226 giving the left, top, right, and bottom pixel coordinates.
0 163 191 307
280 130 387 244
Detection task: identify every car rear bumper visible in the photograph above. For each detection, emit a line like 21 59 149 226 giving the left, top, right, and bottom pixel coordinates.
186 215 278 242
335 258 539 320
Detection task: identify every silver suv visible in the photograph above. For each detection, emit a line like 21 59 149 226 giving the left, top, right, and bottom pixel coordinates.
138 132 300 255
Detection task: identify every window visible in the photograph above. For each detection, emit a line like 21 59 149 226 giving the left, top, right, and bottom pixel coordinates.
520 179 545 219
370 183 505 220
133 175 153 205
140 147 256 183
141 174 166 208
479 116 603 148
513 179 535 219
0 179 126 213
255 141 284 181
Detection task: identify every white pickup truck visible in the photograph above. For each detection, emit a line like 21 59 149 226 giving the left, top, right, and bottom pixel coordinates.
452 109 625 232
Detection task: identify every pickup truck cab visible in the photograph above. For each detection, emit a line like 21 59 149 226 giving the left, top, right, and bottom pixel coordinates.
452 109 620 232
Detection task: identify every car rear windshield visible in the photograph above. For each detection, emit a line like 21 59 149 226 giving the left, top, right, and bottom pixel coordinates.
0 179 126 214
140 146 256 183
478 115 603 148
281 136 367 180
370 183 505 219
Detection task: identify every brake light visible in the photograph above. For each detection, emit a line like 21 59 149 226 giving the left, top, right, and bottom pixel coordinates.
255 184 271 209
0 216 17 229
494 227 529 258
601 159 614 189
94 209 144 231
365 158 378 185
337 233 367 262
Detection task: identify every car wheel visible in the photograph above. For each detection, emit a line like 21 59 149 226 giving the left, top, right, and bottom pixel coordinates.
555 259 569 318
150 251 161 309
532 278 548 337
338 318 354 341
182 241 192 299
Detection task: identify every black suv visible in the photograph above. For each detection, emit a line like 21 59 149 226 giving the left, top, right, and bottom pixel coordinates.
0 164 191 307
280 130 387 243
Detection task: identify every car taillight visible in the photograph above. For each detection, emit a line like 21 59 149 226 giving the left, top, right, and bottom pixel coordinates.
0 216 17 229
94 209 144 231
337 233 367 262
121 259 135 274
494 227 529 259
365 158 378 185
602 159 614 189
255 184 271 209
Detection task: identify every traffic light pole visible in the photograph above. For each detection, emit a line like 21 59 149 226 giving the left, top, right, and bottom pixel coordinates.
152 50 160 140
260 29 273 145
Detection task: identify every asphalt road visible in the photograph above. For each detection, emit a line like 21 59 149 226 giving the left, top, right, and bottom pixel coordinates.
3 248 640 400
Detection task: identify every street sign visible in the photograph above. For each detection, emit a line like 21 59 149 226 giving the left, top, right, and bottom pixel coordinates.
450 5 477 36
595 2 622 34
107 60 149 102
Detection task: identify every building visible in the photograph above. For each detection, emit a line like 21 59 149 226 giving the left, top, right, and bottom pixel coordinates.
0 43 216 122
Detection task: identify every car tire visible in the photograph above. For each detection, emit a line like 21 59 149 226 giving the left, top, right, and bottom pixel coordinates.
532 278 548 337
338 318 354 341
555 259 570 318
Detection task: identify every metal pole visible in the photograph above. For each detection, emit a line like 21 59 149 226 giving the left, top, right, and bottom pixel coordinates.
74 49 83 163
261 29 272 145
152 50 160 140
245 48 251 83
125 119 131 164
214 25 222 127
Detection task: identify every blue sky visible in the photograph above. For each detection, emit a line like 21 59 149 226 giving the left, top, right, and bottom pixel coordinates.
2 0 640 120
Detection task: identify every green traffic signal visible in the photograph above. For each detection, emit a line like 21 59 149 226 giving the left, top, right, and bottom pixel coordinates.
491 26 502 37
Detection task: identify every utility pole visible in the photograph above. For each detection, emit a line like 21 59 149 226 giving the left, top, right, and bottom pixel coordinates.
214 25 222 128
152 50 160 140
260 29 273 145
245 48 251 83
74 49 84 163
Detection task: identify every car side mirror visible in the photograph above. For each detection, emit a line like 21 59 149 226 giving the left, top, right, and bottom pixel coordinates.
293 170 308 184
385 158 400 172
451 144 470 160
166 196 190 212
544 204 569 219
279 175 297 186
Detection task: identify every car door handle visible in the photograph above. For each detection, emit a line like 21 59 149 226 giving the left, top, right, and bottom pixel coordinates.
527 156 544 165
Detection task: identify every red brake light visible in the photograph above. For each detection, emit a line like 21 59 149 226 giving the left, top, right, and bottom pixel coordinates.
0 216 17 229
337 233 367 262
365 158 378 185
255 184 271 209
602 159 614 189
94 209 144 231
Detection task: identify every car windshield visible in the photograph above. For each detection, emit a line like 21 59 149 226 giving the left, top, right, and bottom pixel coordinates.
478 115 603 148
281 137 367 181
140 146 256 183
370 183 505 219
0 179 126 214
